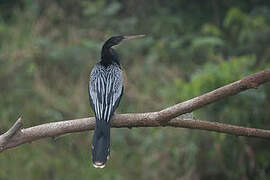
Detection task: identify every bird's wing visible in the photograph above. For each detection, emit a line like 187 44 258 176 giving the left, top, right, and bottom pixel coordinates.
89 64 123 123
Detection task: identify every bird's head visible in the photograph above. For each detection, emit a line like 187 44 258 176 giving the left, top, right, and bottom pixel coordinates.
103 34 145 48
101 34 145 65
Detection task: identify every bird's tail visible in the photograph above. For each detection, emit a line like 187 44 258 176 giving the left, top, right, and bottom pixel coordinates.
92 122 110 168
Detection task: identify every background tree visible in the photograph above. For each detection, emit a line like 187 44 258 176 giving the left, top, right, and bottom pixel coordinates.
0 0 270 179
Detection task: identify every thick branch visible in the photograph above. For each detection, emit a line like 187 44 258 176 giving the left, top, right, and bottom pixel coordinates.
1 114 270 152
0 69 270 152
156 69 270 123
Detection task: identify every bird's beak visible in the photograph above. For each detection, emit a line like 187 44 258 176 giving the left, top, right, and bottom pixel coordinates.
123 34 145 41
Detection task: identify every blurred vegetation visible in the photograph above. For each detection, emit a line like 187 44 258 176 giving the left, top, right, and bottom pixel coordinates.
0 0 270 179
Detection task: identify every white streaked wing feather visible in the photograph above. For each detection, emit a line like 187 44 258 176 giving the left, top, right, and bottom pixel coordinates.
89 63 123 123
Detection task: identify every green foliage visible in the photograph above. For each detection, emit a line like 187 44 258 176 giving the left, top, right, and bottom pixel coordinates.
0 1 270 179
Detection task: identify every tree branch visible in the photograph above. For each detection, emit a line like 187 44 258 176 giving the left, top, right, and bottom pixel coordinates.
0 69 270 152
1 115 270 152
156 69 270 123
0 116 23 151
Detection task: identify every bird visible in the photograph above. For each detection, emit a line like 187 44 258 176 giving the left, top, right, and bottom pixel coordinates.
88 35 145 168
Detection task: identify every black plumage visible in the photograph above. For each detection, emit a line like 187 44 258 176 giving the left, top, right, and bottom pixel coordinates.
88 35 145 168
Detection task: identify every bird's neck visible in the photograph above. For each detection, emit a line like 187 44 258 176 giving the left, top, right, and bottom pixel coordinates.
101 47 120 66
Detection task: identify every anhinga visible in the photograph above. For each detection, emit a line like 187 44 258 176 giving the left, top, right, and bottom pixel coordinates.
89 35 145 168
